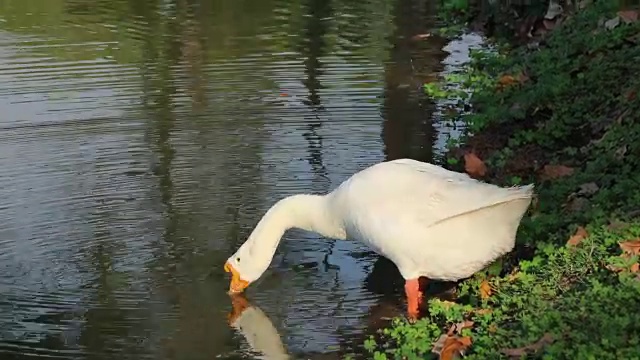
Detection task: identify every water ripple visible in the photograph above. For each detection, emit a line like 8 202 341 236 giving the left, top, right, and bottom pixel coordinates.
0 0 473 358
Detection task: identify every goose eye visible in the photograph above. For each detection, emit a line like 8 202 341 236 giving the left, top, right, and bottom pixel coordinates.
236 257 241 263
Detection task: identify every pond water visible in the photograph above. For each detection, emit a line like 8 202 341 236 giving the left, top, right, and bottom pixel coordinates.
0 0 484 358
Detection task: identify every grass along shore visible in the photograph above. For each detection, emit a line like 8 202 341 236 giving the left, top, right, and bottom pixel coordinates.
358 1 640 359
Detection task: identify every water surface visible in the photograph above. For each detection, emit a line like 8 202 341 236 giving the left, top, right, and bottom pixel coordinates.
0 0 481 358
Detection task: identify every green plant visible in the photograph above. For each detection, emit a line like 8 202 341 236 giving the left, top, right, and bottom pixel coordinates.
362 1 640 358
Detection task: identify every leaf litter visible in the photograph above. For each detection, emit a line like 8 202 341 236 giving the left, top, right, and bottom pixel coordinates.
606 239 640 273
479 280 493 299
432 321 474 360
567 226 589 247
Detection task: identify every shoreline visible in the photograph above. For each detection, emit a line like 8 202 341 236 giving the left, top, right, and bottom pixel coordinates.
362 1 640 358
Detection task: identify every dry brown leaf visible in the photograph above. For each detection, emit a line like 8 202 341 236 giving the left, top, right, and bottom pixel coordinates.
497 72 529 90
541 164 574 180
488 323 498 333
606 253 633 273
606 244 640 273
567 226 588 246
619 239 640 255
433 320 475 358
618 10 639 24
500 333 555 357
479 280 492 299
464 152 487 177
498 74 518 87
439 336 473 360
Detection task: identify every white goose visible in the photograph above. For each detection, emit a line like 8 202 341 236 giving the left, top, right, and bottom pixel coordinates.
224 159 534 319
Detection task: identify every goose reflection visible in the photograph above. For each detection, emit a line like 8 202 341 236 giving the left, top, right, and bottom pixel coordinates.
227 294 290 360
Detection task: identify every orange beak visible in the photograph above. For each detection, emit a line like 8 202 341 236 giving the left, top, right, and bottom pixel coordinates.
224 261 249 294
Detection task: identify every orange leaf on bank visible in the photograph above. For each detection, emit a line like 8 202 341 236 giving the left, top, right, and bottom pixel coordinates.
619 239 640 255
439 336 473 360
464 152 487 177
567 226 588 246
479 280 492 299
498 74 518 87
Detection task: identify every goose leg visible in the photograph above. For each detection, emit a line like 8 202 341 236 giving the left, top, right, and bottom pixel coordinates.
404 278 423 321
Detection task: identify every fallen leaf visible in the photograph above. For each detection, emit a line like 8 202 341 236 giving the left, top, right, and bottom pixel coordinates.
464 152 487 177
500 333 555 357
606 253 638 273
567 226 588 246
498 74 518 87
438 335 473 360
619 239 640 255
606 241 640 273
541 164 574 180
497 72 528 89
604 16 621 30
618 10 639 24
488 323 498 333
479 280 492 299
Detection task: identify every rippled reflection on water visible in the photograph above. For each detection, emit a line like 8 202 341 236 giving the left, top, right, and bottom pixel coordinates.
0 0 480 358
